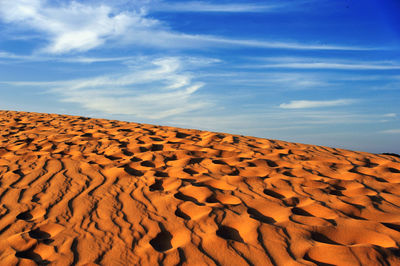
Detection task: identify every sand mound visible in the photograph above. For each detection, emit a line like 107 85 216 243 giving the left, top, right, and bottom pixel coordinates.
0 110 399 265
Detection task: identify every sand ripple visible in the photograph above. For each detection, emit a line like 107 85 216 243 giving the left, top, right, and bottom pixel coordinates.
0 110 399 265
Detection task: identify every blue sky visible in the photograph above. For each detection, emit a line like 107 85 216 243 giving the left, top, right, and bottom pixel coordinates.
0 0 399 153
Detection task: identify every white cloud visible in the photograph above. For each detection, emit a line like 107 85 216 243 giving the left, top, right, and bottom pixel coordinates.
4 56 211 119
0 0 155 54
150 1 280 13
380 129 400 134
248 57 400 70
383 113 397 118
217 72 329 90
166 109 384 138
0 51 21 59
174 34 370 51
279 99 355 109
62 56 137 64
267 62 400 70
0 1 371 54
0 51 38 61
0 51 136 63
0 49 223 66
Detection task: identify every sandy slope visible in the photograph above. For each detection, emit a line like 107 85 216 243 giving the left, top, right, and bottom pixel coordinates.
0 110 399 265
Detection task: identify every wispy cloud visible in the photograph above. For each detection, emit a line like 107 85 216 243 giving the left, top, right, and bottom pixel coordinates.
266 62 400 70
0 0 153 54
205 72 330 90
0 51 36 61
279 99 356 109
248 57 400 70
150 1 280 13
178 35 371 51
110 28 369 51
0 1 371 54
383 113 397 118
55 57 210 119
380 129 400 134
62 56 137 64
167 109 390 138
3 56 211 119
0 51 138 64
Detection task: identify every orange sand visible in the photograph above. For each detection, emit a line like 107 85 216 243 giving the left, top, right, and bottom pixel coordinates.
0 110 399 265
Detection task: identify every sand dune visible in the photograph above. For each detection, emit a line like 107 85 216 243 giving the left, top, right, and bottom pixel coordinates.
0 110 399 265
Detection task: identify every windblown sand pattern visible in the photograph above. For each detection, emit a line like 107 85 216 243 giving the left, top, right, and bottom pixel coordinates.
0 110 400 265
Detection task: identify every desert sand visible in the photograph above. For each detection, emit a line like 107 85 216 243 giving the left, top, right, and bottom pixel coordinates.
0 110 399 265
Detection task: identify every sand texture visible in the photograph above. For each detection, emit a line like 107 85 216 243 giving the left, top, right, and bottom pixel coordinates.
0 110 400 265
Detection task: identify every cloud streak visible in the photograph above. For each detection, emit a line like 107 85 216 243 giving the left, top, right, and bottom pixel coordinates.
0 0 155 54
380 129 400 134
383 113 397 118
0 1 372 54
279 99 355 109
248 57 400 70
53 57 211 119
3 56 211 119
150 1 280 13
0 51 139 64
177 35 371 51
265 62 400 70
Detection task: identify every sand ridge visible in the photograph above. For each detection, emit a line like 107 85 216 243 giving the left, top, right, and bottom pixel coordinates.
0 110 399 265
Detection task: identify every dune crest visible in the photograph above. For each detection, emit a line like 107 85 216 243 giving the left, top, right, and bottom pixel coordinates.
0 110 399 265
